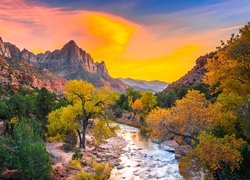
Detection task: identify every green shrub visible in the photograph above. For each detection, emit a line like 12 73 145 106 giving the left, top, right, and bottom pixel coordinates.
72 148 83 161
14 119 52 179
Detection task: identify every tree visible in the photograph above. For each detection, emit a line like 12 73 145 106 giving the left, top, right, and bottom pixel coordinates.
132 99 143 113
156 89 178 108
145 107 169 139
164 90 220 143
204 23 250 97
115 88 141 111
140 91 157 112
14 119 51 179
180 133 246 178
47 80 118 149
0 119 51 179
35 87 56 122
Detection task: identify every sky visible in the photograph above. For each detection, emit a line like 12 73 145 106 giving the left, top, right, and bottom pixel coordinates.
0 0 250 82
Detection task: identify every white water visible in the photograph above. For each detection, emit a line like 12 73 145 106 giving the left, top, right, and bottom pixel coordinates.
109 124 183 180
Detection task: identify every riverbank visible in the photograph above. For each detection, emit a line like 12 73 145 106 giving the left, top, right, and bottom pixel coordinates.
115 119 192 160
46 134 127 179
115 118 141 128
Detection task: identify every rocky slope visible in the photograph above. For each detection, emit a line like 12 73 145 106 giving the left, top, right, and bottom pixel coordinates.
119 78 167 93
0 56 66 93
0 37 128 92
164 52 215 91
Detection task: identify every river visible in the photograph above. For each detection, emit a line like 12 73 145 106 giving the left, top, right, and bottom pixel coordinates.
109 124 183 180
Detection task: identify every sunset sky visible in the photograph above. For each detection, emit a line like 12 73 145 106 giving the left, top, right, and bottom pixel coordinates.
0 0 250 82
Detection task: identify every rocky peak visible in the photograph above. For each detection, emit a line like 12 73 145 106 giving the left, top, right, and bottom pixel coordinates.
4 42 21 60
96 61 109 75
60 40 86 64
20 48 37 64
0 37 11 58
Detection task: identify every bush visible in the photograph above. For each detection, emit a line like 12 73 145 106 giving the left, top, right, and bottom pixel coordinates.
77 171 91 180
72 148 83 161
67 159 81 170
92 162 112 180
76 162 112 180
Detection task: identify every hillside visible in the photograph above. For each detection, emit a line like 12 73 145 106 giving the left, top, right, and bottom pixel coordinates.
0 56 66 94
164 52 215 91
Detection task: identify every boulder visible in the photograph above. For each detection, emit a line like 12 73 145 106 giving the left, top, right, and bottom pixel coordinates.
175 145 192 156
162 140 179 149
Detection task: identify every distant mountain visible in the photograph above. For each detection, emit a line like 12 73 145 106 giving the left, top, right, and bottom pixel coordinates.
162 53 215 92
119 78 168 93
0 37 128 92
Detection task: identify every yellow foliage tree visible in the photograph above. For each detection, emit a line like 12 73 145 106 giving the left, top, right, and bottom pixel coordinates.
179 133 246 177
145 107 169 139
140 91 157 112
132 99 143 112
47 80 118 148
165 90 220 141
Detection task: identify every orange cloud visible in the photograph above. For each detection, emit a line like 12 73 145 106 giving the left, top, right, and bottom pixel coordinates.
0 0 241 82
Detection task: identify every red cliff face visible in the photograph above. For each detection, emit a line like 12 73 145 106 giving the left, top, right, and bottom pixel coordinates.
0 56 66 94
0 37 128 92
164 52 215 91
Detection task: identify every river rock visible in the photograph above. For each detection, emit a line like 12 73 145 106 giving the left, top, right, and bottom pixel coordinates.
175 145 192 156
117 165 124 170
151 139 160 144
161 144 175 152
162 140 179 149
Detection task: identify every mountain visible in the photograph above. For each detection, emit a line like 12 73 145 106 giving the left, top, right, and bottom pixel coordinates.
120 78 168 93
163 52 215 91
0 37 128 92
0 56 66 94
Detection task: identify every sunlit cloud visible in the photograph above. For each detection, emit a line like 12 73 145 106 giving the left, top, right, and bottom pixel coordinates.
0 0 249 82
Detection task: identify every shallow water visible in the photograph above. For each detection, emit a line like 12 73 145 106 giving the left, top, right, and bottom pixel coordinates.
109 124 183 180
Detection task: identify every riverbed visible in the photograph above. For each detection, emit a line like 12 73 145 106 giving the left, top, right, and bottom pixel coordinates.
109 124 183 180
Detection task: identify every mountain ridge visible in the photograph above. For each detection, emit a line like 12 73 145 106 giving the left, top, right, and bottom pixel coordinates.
120 78 168 93
0 37 128 92
163 52 215 91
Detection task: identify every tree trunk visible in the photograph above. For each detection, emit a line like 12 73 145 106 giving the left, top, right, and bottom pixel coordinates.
77 129 82 148
80 111 88 149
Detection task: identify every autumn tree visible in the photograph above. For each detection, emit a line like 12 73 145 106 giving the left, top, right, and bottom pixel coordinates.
132 99 143 113
145 107 169 139
179 133 246 178
140 91 157 112
163 90 220 144
47 80 118 149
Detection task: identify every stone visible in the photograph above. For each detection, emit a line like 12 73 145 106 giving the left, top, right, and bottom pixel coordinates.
117 165 124 170
151 139 160 144
175 145 192 156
